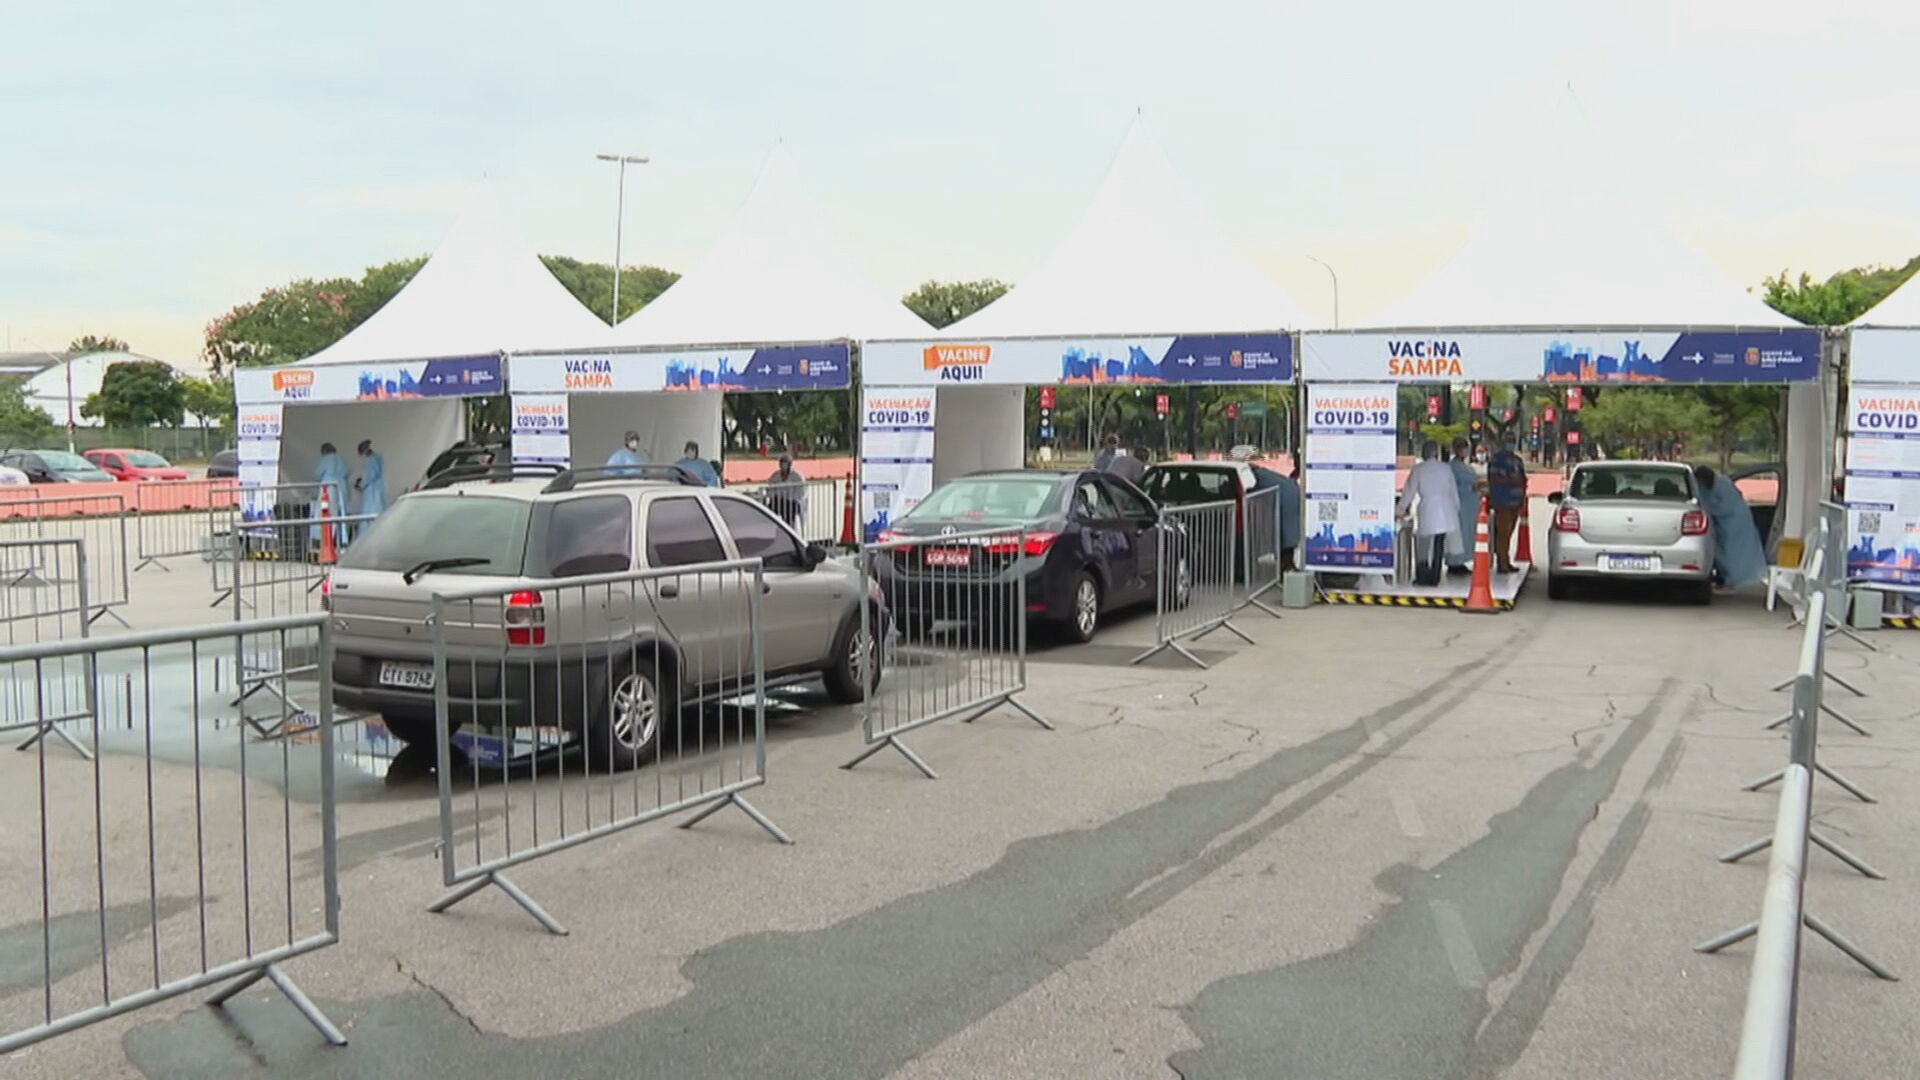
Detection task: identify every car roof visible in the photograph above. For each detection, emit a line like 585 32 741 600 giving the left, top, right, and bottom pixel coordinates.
406 477 721 501
1574 460 1690 471
87 448 143 455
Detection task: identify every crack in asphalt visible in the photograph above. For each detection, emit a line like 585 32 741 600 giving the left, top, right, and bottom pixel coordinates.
394 957 482 1037
122 630 1535 1080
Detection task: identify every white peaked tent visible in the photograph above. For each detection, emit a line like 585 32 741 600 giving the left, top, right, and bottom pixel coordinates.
943 116 1313 337
1367 184 1798 329
235 183 610 496
610 143 930 346
1852 265 1920 327
858 117 1310 525
521 144 931 473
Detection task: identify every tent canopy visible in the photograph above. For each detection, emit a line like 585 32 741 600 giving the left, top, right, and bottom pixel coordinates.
301 183 610 366
939 116 1312 339
607 145 930 347
1368 183 1796 330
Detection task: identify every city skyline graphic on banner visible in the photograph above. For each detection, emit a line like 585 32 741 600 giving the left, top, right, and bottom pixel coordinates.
1060 345 1168 384
1305 521 1396 568
1541 340 1670 382
1849 534 1920 584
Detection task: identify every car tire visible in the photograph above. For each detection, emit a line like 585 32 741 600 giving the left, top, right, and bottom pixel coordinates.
1162 550 1193 611
1687 580 1714 606
1546 574 1571 601
584 658 672 772
823 608 882 704
378 713 460 746
1063 571 1101 644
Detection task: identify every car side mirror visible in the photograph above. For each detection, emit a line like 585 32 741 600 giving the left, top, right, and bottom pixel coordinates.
1547 491 1565 504
804 542 828 567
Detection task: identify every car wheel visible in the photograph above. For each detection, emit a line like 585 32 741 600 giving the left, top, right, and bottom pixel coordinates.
1687 579 1714 606
1546 574 1571 601
823 608 882 704
377 713 460 746
1064 571 1101 644
1163 551 1193 610
585 659 670 772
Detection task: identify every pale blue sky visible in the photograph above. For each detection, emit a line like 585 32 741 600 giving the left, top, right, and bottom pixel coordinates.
5 0 1918 363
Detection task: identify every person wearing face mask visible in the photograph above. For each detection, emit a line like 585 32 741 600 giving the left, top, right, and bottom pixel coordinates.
606 430 647 475
674 441 721 487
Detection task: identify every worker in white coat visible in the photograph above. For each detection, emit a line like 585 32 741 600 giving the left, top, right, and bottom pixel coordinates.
1396 440 1461 587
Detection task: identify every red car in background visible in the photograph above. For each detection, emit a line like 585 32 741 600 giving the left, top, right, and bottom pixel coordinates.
83 449 189 482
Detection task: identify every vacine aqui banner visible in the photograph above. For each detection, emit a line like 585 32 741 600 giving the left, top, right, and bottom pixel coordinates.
1303 329 1820 384
1844 384 1920 586
510 344 851 394
1303 383 1397 573
235 356 504 404
510 395 571 468
859 386 936 542
861 335 1293 387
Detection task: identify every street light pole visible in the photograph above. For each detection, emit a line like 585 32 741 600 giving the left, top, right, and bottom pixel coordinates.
595 153 650 323
1306 255 1340 330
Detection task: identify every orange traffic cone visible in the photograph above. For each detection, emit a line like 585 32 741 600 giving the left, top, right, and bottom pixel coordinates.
839 478 858 546
318 486 337 565
1514 498 1533 568
1462 495 1498 614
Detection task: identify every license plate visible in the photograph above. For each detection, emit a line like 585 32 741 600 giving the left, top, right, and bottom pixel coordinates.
377 662 434 689
925 548 972 568
1604 555 1657 573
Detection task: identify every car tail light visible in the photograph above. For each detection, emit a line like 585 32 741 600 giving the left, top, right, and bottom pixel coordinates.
877 529 903 543
984 532 1059 557
319 574 332 611
505 590 546 646
1553 506 1581 532
1681 509 1709 536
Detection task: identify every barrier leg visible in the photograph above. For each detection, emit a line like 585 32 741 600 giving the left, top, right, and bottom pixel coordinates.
13 719 95 761
429 871 569 936
206 963 348 1046
842 733 938 779
1130 638 1207 670
1802 913 1898 980
1718 831 1884 878
1821 667 1868 698
1823 617 1878 652
1695 921 1758 954
1192 616 1256 646
677 792 794 845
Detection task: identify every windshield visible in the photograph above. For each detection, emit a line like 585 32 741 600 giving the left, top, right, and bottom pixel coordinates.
337 494 531 576
905 476 1060 522
124 451 169 467
1571 466 1694 501
40 451 100 471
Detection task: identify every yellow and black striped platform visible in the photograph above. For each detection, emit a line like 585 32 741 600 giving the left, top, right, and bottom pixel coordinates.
1883 616 1920 630
1320 591 1515 612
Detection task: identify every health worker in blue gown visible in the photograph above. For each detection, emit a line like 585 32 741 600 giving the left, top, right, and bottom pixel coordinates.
355 440 388 529
1694 465 1766 588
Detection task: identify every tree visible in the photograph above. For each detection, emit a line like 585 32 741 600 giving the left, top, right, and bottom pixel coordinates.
902 279 1009 329
0 383 55 443
1761 254 1920 325
68 334 129 354
203 276 361 374
1688 386 1780 471
539 257 678 323
180 376 234 431
81 361 187 428
1579 389 1711 460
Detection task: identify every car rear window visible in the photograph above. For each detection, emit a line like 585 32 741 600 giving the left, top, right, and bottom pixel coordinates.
1141 467 1238 505
541 495 632 577
1571 467 1693 500
337 494 530 576
907 477 1059 521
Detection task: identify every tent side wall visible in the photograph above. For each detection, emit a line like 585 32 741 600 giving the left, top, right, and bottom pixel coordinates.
279 400 464 500
568 391 724 472
932 386 1026 484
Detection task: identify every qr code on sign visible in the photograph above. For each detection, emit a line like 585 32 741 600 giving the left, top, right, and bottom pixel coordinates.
872 491 893 511
1317 501 1340 523
1857 511 1882 534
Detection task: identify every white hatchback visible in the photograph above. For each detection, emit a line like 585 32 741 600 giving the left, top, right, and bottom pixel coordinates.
1546 461 1714 603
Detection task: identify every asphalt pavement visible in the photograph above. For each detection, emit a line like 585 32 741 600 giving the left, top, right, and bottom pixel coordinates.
1 547 1915 1079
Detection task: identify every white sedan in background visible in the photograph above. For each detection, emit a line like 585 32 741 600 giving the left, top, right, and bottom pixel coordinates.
1546 461 1714 603
0 465 29 486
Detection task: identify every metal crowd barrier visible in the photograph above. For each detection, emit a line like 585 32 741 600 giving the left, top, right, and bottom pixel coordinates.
847 528 1050 779
0 538 94 758
726 477 843 546
1696 547 1896 1078
0 613 346 1054
426 558 789 935
0 491 131 628
131 478 238 572
209 482 329 604
1131 499 1253 669
1239 486 1285 618
221 512 375 737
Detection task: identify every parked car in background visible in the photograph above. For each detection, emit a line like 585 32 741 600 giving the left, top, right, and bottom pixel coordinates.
1547 461 1713 603
83 448 190 482
328 465 882 768
0 450 116 484
1138 460 1281 579
416 441 507 490
206 449 240 479
0 464 29 486
874 469 1188 644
